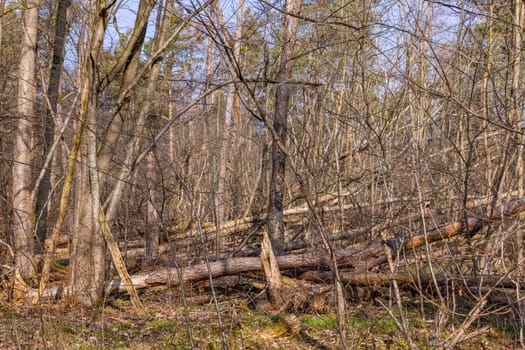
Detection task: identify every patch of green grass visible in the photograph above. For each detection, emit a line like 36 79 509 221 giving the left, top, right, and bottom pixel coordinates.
205 341 221 350
374 318 397 334
493 321 519 339
58 319 77 335
348 310 372 331
301 314 338 329
145 319 175 331
115 322 132 330
144 309 157 318
243 312 275 328
112 299 128 308
1 308 16 320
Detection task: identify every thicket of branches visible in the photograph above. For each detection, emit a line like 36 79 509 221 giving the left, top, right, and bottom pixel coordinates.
1 0 525 348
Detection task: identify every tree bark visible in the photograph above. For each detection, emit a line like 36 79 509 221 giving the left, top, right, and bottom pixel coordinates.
145 150 160 265
268 0 302 255
510 1 525 345
13 0 39 279
69 0 112 305
35 0 70 252
105 248 359 294
260 229 284 305
213 0 245 256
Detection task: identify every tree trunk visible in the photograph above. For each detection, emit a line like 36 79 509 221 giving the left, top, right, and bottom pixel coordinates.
511 1 525 345
145 150 160 265
260 229 284 305
13 0 39 279
263 0 302 308
214 0 245 256
35 0 70 252
69 0 112 305
268 0 302 256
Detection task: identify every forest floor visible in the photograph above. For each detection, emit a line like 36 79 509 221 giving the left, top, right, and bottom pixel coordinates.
0 275 521 349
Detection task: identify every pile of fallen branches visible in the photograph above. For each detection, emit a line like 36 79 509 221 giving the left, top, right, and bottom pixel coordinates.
22 196 525 307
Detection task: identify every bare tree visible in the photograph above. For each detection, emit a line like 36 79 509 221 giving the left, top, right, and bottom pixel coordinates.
261 0 302 308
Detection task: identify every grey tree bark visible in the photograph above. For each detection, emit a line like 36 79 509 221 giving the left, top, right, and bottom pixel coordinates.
69 0 112 305
96 0 154 188
214 0 245 256
145 149 160 265
35 0 70 251
13 0 39 279
267 0 302 255
262 0 302 308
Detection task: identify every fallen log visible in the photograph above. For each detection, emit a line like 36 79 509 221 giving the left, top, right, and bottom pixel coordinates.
165 196 431 237
60 193 509 263
299 271 525 290
300 270 525 305
112 222 377 263
386 197 525 252
104 248 359 294
235 224 380 257
25 197 525 302
85 197 525 295
20 248 358 300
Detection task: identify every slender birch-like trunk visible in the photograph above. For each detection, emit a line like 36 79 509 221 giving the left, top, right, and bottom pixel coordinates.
267 0 302 255
35 0 70 251
263 0 302 308
13 0 39 279
214 0 245 256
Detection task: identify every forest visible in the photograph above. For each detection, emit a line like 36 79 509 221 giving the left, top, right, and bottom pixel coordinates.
1 0 525 348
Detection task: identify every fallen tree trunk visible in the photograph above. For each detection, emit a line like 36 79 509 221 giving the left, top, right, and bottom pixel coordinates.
104 248 359 294
385 197 525 252
59 193 515 262
165 196 438 237
25 197 525 301
90 197 525 294
109 223 378 263
300 270 525 290
165 192 509 237
300 270 525 305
